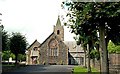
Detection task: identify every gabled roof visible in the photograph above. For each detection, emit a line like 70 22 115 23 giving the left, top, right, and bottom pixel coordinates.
39 32 54 47
64 41 84 52
27 39 40 50
39 32 68 49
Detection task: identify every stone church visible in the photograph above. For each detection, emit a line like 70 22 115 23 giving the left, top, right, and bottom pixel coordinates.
26 16 85 65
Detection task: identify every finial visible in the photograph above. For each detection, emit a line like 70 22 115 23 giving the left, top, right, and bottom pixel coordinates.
58 15 60 18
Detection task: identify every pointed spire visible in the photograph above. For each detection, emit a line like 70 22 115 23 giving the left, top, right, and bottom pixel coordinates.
56 15 61 26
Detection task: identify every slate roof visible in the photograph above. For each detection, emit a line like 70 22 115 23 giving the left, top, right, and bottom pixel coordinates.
27 39 40 50
39 32 68 50
64 41 84 52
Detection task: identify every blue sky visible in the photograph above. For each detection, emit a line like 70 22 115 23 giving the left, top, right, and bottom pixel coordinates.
0 0 75 45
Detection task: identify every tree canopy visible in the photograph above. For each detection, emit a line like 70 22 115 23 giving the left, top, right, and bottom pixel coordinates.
2 30 9 51
9 32 28 65
108 40 120 53
63 2 120 45
62 2 120 73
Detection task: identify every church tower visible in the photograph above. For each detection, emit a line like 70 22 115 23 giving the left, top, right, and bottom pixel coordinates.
53 16 64 41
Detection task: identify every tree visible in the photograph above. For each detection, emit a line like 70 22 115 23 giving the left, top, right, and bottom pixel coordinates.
18 54 26 62
2 30 9 51
108 40 120 53
2 50 11 61
2 50 15 64
62 2 120 74
9 32 27 65
63 2 99 73
1 25 9 51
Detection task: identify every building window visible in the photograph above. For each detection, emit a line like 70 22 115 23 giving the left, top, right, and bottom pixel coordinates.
49 48 58 56
57 30 60 35
80 57 84 65
49 39 58 56
54 48 57 56
33 47 37 51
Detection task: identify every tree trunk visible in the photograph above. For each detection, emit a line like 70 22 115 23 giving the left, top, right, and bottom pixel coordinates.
99 25 109 74
92 58 95 68
105 37 109 72
84 46 87 68
82 40 87 68
87 44 91 73
15 54 18 66
99 59 101 73
96 44 101 72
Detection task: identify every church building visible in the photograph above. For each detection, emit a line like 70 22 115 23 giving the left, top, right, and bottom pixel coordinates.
26 16 85 65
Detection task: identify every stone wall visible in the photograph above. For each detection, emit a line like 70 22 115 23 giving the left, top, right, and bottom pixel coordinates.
109 53 120 74
93 53 120 73
26 40 40 65
109 53 120 65
39 33 68 65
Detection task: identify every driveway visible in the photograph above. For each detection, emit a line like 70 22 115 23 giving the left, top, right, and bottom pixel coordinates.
2 65 75 74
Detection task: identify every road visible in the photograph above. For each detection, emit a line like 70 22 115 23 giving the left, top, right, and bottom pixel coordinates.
2 65 75 74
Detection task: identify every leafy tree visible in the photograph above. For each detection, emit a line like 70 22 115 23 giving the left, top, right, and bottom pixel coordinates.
10 52 15 60
115 46 120 53
2 50 11 61
108 40 116 53
2 50 15 61
1 25 9 51
9 32 27 65
18 54 26 62
62 2 120 73
63 2 99 72
2 30 9 51
108 40 120 53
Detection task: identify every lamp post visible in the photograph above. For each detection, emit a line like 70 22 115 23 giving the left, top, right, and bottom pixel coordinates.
0 13 2 74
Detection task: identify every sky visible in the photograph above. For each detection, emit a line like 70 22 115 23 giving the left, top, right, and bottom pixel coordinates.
0 0 75 45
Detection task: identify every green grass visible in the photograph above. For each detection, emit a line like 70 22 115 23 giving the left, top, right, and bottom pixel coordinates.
73 66 100 74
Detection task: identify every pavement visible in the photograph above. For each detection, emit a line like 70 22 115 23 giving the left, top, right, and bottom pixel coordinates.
2 65 75 74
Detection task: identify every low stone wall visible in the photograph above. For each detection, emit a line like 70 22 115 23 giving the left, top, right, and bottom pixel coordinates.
109 53 120 74
93 53 120 73
109 65 120 74
109 53 120 65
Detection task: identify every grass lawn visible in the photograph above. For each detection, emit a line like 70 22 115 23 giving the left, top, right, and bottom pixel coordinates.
73 66 100 74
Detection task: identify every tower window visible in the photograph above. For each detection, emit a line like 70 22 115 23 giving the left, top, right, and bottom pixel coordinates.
57 30 60 35
33 47 37 51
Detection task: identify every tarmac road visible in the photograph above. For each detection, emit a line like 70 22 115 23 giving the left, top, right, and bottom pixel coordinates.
2 65 75 74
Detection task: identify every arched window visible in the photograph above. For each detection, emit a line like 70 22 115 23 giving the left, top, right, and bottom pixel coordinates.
57 30 60 35
33 47 37 51
48 39 58 56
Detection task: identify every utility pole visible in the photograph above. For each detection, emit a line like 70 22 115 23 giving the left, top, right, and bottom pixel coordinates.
0 13 2 25
0 13 2 74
